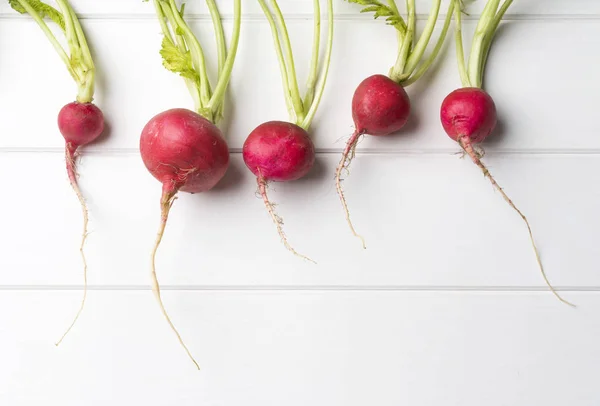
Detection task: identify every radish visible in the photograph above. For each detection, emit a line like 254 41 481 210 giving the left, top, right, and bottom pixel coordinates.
242 0 333 261
442 0 573 306
338 0 454 247
9 0 105 344
141 0 241 368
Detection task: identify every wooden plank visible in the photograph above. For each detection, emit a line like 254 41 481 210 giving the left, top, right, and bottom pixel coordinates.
0 153 595 289
0 290 598 405
0 19 598 151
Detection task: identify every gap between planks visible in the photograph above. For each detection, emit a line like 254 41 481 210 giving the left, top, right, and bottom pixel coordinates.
0 285 599 292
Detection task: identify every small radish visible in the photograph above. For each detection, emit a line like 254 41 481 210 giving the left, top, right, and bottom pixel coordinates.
442 0 573 306
141 0 241 369
9 0 105 344
243 0 333 261
339 0 455 247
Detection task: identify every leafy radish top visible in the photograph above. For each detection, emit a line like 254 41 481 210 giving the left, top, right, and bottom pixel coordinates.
148 0 241 123
9 0 97 102
347 0 454 86
258 0 334 130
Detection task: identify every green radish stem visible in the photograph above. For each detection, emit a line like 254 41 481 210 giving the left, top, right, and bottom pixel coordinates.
402 2 454 87
258 0 334 129
301 0 334 129
454 1 470 87
345 0 454 85
151 0 241 124
455 0 514 88
391 0 415 78
268 0 305 123
11 0 95 102
206 0 226 120
303 0 321 109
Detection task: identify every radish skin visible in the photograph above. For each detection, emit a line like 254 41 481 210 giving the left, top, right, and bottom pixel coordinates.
140 109 229 195
351 75 411 137
440 88 496 143
243 121 315 182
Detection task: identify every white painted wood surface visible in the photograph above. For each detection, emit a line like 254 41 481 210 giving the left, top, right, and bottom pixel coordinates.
0 1 598 405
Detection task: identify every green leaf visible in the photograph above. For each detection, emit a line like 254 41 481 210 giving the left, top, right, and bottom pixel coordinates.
159 36 200 83
360 5 381 13
345 0 404 31
8 0 65 31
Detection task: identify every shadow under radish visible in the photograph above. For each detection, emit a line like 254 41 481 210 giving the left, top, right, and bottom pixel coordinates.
207 156 246 193
481 117 508 149
294 156 328 185
89 117 113 148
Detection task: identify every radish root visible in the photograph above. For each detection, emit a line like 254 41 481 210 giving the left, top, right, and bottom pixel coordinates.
257 177 315 263
335 130 366 249
56 144 90 346
459 137 575 307
151 189 200 369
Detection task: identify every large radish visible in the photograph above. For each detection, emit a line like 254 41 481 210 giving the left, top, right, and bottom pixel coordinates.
441 0 573 306
242 0 334 261
141 0 241 368
338 0 455 247
9 0 105 344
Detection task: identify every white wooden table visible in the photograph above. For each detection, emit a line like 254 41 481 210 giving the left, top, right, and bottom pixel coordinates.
0 1 598 404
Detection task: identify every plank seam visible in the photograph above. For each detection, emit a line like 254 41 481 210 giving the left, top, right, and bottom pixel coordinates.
0 285 597 292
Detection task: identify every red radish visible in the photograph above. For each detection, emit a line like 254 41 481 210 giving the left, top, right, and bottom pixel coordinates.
244 0 333 261
442 0 572 306
351 74 411 137
243 121 315 182
142 0 241 369
60 102 104 192
339 0 455 247
441 87 496 144
10 0 105 344
140 108 229 197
